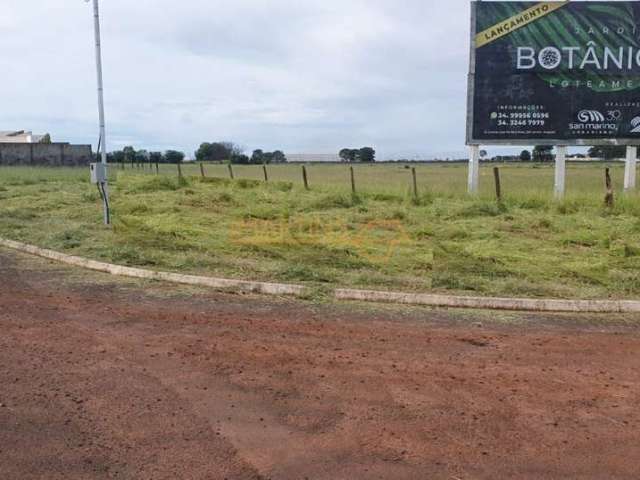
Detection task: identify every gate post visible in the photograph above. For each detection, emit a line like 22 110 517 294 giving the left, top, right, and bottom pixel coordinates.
554 145 567 199
468 145 480 194
624 146 637 192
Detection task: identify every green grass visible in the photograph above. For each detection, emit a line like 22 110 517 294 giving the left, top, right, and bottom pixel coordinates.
1 163 639 300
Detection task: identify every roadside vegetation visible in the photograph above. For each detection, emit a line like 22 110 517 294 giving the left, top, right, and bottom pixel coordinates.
1 163 639 300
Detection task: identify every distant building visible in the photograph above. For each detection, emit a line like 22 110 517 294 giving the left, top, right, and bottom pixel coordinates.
0 130 91 166
0 130 47 144
286 153 340 163
490 155 521 162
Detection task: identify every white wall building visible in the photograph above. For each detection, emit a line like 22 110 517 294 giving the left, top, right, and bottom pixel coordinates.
0 130 46 144
286 153 340 163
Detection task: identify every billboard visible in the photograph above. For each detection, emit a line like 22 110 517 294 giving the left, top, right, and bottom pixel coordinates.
468 1 640 145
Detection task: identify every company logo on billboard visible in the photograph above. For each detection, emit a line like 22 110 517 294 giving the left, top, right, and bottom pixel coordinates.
517 44 640 71
630 117 640 134
577 110 605 123
569 110 618 135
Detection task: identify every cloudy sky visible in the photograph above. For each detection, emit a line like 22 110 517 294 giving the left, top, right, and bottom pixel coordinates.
1 1 480 159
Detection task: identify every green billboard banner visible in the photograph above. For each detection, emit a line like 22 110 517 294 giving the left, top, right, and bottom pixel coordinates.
468 1 640 145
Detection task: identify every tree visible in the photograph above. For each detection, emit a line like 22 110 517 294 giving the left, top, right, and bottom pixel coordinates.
262 152 274 164
359 147 376 163
339 148 358 162
149 151 164 164
223 142 243 157
251 149 264 164
195 142 213 162
108 150 125 165
39 133 52 144
272 150 286 163
135 149 149 164
520 150 532 161
339 148 352 162
195 141 239 162
339 147 375 162
588 145 627 160
249 149 286 164
230 153 250 164
164 150 185 164
532 145 554 162
195 142 226 162
123 146 136 164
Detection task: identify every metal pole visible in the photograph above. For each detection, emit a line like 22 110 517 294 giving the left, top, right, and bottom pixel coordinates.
91 0 110 225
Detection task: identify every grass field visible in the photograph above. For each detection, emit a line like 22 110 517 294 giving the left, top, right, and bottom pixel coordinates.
1 162 639 300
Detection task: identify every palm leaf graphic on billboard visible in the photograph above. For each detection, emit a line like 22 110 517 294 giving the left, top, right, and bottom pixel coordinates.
477 2 640 92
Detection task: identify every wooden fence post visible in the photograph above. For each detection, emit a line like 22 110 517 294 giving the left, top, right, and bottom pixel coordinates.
177 163 183 179
155 162 159 175
302 165 309 190
411 167 418 200
200 163 206 178
350 166 356 194
228 164 234 180
493 167 502 202
263 164 268 182
605 167 614 208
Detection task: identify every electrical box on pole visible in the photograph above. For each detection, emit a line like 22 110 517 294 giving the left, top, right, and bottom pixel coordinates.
90 163 107 184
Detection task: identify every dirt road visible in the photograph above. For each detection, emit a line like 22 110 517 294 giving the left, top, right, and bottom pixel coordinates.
1 248 639 479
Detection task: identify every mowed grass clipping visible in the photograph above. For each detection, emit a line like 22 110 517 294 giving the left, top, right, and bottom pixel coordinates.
1 163 640 299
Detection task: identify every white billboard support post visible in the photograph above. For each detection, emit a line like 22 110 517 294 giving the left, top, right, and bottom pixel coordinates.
468 145 480 194
554 146 567 199
624 146 637 192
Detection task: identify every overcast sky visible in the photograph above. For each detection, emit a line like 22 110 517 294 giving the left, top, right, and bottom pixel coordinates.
1 1 481 160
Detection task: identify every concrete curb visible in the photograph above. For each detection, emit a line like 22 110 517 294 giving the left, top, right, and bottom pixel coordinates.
0 238 306 297
335 289 640 314
3 237 640 313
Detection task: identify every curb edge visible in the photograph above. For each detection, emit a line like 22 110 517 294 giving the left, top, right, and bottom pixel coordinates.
3 237 640 313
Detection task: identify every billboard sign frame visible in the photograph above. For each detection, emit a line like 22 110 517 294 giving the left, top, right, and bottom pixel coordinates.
466 0 640 147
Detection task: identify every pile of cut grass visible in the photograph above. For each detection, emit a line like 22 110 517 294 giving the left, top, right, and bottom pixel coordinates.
1 165 639 299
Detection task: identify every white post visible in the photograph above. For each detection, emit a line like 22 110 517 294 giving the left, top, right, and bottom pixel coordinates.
468 145 480 194
624 146 637 192
91 0 110 225
554 146 567 199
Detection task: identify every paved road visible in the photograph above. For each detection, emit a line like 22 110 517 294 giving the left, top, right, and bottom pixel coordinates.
1 249 639 479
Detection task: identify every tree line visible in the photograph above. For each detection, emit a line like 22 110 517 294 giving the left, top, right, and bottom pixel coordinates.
195 142 286 164
107 147 185 165
107 142 288 165
586 145 637 160
106 143 379 165
339 147 376 163
514 145 635 162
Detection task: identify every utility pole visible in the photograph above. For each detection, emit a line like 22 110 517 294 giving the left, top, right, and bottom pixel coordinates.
89 0 111 225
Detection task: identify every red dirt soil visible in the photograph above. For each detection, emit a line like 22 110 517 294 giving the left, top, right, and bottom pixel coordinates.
1 249 640 480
